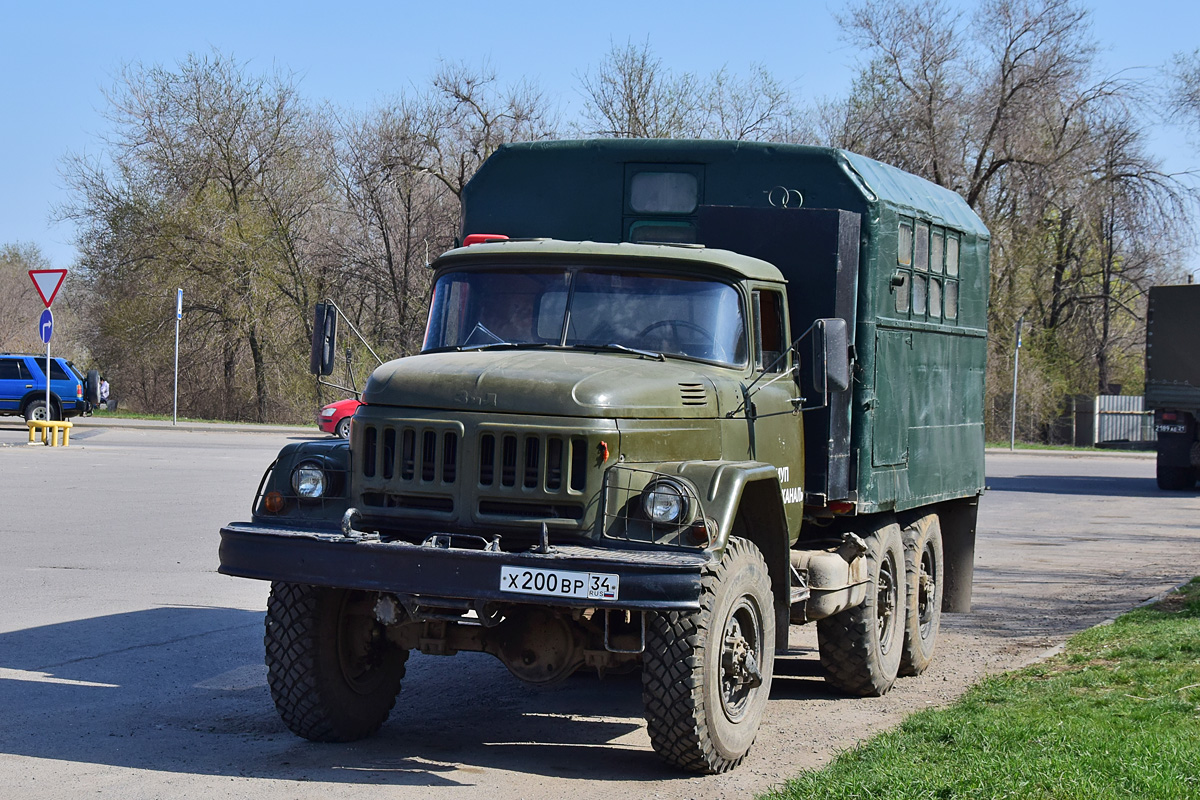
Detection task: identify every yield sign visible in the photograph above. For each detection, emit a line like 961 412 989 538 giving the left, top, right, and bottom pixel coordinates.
29 269 68 308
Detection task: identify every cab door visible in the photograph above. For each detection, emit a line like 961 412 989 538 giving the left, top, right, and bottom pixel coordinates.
742 287 805 535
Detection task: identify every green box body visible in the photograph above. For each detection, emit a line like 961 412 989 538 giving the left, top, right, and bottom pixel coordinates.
462 140 990 514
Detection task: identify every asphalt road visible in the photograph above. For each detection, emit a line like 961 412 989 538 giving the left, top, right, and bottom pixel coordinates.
1 422 1197 799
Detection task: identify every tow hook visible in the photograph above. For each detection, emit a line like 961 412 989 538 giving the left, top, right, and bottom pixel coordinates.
534 522 556 554
340 507 377 541
341 507 362 537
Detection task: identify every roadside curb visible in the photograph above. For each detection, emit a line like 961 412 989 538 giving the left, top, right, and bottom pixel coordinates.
68 417 320 437
1010 580 1188 671
985 447 1154 459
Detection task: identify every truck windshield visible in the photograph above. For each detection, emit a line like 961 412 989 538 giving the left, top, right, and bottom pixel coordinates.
424 267 747 367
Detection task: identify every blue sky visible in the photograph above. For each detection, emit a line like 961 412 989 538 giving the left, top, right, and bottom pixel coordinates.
2 0 1197 271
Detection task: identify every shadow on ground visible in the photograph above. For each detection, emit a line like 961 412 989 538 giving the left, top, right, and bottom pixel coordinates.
987 474 1168 498
0 607 727 786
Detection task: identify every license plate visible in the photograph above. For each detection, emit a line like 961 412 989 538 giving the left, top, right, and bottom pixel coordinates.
499 566 620 601
1156 423 1187 433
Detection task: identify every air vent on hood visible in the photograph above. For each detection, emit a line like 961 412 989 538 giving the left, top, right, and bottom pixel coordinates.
679 383 708 406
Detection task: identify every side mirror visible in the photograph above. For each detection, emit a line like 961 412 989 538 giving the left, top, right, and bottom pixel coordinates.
814 318 850 394
310 302 338 376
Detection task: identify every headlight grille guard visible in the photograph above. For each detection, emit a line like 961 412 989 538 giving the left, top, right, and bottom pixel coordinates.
601 465 711 548
254 454 351 517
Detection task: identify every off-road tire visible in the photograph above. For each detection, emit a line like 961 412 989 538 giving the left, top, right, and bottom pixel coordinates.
335 416 352 439
899 514 943 677
265 581 407 742
642 537 775 774
22 399 53 422
1156 463 1195 490
817 522 906 696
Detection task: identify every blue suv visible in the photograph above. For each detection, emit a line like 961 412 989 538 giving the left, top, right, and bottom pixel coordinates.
0 354 98 421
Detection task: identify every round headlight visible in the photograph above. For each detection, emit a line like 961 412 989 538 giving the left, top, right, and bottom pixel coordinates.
643 480 688 524
291 462 326 498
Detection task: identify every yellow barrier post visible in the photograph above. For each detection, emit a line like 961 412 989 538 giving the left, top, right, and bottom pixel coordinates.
26 420 72 446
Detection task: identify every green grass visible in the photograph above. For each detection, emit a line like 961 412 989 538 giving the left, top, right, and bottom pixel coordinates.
985 441 1125 452
765 579 1200 800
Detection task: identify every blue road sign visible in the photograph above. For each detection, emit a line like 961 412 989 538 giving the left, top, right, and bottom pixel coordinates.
39 308 53 344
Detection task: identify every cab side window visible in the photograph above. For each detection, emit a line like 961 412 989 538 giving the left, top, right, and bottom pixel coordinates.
754 290 787 372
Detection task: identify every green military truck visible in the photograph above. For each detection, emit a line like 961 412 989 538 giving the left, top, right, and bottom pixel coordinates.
219 140 989 773
1146 283 1200 490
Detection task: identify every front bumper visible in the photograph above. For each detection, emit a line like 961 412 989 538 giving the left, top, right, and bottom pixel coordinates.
219 522 710 611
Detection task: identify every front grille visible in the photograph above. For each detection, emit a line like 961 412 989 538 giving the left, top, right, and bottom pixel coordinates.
361 423 460 486
478 432 588 492
357 417 606 529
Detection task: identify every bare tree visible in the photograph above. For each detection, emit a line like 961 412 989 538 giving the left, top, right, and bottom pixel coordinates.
831 0 966 184
60 51 332 422
699 65 803 141
321 62 560 368
1168 48 1200 135
395 61 559 198
577 40 802 141
831 0 1195 438
0 243 58 354
577 40 701 138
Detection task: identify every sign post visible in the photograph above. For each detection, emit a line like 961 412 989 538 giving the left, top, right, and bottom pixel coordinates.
1010 316 1023 451
174 288 182 425
29 269 67 422
39 309 54 420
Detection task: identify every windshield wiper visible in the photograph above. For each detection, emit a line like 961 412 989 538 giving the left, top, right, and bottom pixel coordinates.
571 342 666 361
461 341 550 352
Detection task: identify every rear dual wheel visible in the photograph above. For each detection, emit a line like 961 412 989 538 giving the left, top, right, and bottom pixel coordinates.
1156 463 1195 490
818 523 906 696
899 514 944 677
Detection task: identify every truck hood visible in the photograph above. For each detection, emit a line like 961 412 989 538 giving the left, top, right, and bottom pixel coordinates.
362 350 736 418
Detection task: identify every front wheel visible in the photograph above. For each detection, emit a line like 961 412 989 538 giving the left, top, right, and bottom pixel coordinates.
265 582 407 742
817 522 906 696
642 537 775 774
335 416 352 439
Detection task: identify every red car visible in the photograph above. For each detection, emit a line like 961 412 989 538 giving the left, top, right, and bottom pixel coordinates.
318 398 361 439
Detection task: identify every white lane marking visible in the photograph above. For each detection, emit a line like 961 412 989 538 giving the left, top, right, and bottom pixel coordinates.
0 668 119 688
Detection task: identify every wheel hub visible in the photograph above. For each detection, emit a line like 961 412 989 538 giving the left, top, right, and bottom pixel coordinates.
719 601 763 720
917 547 936 635
337 595 392 694
876 557 898 650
